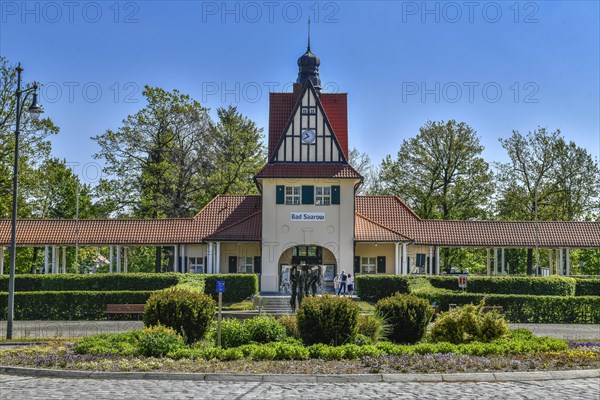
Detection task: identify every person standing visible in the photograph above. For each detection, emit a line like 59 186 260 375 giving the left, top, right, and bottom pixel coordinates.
338 270 347 296
347 273 354 298
333 273 340 294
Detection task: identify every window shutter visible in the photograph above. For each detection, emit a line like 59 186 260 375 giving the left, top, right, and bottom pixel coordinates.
354 256 360 274
253 256 261 274
302 185 314 204
276 185 285 204
377 256 386 274
228 256 237 273
332 186 340 204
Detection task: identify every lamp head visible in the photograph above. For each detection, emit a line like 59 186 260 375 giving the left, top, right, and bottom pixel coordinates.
26 83 44 120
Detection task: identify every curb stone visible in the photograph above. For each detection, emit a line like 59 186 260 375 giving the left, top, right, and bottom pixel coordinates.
0 366 598 383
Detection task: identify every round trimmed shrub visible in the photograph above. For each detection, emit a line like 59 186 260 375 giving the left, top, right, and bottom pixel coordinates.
375 293 433 344
297 295 359 346
136 325 184 357
429 303 508 344
244 315 286 344
220 318 250 349
143 287 216 344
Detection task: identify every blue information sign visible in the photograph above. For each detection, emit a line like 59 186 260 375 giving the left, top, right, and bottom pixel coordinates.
216 280 225 293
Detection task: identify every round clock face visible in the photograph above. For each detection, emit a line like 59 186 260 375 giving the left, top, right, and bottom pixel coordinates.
302 129 316 144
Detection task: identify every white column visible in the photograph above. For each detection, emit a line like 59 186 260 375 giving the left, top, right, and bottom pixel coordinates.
174 244 179 273
493 248 498 276
109 246 114 273
401 243 408 275
116 246 122 273
124 247 128 273
207 243 214 274
559 248 564 276
44 246 49 274
501 248 505 275
486 248 491 276
435 246 440 275
394 242 400 275
566 248 571 276
428 246 433 275
181 244 186 273
215 242 221 274
0 245 4 275
53 246 58 274
62 247 67 274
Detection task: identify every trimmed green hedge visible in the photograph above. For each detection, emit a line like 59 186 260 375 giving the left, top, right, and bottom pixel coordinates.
201 274 258 303
413 288 600 323
574 278 600 296
0 291 154 320
354 275 411 302
426 276 577 296
0 273 181 292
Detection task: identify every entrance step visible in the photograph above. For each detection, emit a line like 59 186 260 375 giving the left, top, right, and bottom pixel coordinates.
255 295 293 316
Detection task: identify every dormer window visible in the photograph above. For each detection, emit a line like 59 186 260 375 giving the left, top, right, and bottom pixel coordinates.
301 106 316 115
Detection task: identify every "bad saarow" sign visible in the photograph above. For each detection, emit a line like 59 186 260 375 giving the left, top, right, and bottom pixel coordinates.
290 212 325 221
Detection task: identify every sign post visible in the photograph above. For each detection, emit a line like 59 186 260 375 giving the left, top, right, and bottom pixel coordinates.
216 280 225 347
458 274 467 292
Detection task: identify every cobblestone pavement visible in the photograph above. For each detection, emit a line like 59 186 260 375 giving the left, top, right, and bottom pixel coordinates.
0 376 598 400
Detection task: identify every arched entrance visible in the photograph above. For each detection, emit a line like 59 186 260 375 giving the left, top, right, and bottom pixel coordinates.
277 245 338 294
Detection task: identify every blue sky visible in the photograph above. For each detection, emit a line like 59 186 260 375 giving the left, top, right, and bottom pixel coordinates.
1 1 598 185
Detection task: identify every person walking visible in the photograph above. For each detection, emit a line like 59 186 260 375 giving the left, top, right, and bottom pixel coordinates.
333 273 340 294
347 273 354 298
338 270 347 296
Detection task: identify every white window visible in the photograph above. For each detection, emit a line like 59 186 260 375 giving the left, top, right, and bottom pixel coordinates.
239 257 254 274
188 257 204 273
361 257 376 274
315 186 331 205
285 186 301 205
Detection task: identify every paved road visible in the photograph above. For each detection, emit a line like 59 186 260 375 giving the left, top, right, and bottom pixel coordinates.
0 375 598 400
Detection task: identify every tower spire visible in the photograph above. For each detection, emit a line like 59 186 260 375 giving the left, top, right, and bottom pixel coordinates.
297 18 321 91
307 17 311 51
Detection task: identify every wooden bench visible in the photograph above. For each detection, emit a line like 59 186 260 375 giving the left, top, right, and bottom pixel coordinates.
105 304 145 320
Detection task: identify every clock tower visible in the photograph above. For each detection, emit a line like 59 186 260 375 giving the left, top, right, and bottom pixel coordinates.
254 40 362 292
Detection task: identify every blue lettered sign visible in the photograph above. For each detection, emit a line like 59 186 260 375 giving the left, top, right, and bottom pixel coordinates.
216 280 225 293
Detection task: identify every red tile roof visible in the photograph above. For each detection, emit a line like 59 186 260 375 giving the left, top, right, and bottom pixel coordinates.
355 213 412 242
192 195 261 238
2 195 599 248
0 218 200 245
268 92 348 159
255 163 362 180
355 196 600 247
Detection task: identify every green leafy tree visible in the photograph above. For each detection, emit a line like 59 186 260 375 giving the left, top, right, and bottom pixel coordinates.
379 120 494 271
496 128 600 274
205 106 265 200
380 120 494 220
93 86 213 219
0 56 59 218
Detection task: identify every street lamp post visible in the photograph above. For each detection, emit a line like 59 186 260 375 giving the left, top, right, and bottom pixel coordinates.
6 64 44 340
